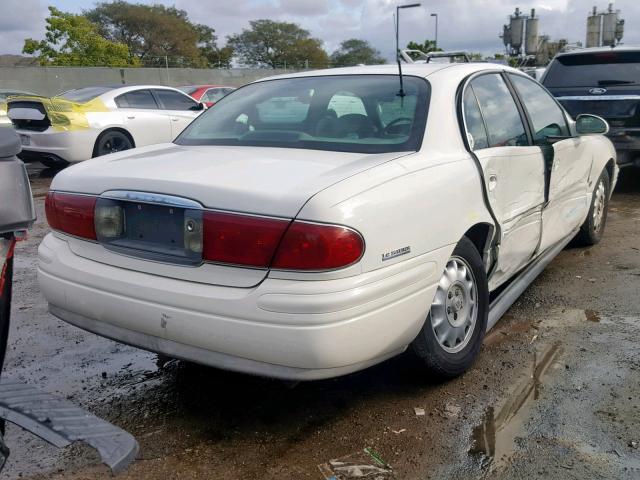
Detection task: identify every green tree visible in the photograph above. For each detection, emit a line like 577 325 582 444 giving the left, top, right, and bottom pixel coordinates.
86 1 230 67
227 20 329 69
22 7 135 66
196 25 234 68
330 39 385 66
405 39 442 60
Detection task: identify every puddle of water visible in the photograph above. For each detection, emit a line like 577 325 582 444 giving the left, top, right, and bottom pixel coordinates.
470 342 563 469
584 309 601 322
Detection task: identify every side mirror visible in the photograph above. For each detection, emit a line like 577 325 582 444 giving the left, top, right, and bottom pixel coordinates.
191 102 205 111
576 114 609 135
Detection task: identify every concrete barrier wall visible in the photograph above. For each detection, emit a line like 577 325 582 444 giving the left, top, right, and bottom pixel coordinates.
0 67 299 96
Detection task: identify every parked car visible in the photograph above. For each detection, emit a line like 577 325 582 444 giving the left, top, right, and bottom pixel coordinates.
178 85 236 108
0 128 36 468
38 64 616 381
0 89 36 127
542 46 640 168
7 85 205 169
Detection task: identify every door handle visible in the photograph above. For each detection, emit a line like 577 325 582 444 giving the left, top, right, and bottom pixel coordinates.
488 174 498 191
126 115 135 119
171 117 179 122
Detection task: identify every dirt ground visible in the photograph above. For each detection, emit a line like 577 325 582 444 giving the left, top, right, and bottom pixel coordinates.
1 165 639 480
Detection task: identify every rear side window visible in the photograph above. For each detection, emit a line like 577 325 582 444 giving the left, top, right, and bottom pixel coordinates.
543 51 640 88
509 74 570 141
154 89 198 110
462 87 489 150
470 74 528 148
115 90 158 109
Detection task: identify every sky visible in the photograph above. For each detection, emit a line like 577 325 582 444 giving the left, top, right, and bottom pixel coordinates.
1 0 639 60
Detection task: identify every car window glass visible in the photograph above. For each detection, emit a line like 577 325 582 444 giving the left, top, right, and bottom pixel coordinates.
462 87 489 150
327 92 366 117
543 51 640 88
509 74 569 141
58 86 115 103
175 75 429 154
115 90 158 109
471 74 528 148
202 88 225 103
256 94 312 123
154 89 198 110
376 95 417 128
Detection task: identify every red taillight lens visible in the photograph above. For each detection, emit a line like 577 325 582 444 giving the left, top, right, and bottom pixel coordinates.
272 221 364 270
45 192 97 240
202 211 289 267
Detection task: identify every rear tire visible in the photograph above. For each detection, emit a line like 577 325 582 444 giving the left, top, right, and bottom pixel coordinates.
575 168 610 246
93 129 134 158
411 236 489 379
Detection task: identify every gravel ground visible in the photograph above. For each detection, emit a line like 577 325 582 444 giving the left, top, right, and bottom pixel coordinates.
1 164 638 479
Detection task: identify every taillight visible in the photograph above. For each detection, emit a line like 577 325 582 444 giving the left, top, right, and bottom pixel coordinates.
45 192 97 240
202 211 289 267
272 221 364 270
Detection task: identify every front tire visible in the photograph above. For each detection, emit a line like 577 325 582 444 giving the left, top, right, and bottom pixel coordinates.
575 168 610 246
411 236 489 379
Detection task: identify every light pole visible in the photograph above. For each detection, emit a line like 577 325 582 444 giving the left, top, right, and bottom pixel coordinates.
396 3 422 61
431 13 438 50
396 3 421 96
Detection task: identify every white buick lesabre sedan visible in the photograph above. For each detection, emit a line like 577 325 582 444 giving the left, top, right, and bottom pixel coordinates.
38 64 617 380
8 85 204 168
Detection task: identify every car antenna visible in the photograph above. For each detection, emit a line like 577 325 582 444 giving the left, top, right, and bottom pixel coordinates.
395 3 421 97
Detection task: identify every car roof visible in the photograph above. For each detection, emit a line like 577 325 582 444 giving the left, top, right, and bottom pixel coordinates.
254 62 521 84
555 45 640 57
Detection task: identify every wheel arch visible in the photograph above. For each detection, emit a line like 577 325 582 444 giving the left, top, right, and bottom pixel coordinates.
92 127 136 158
604 158 616 196
463 222 496 272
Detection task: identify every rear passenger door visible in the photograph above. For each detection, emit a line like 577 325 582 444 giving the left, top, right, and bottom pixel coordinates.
462 73 546 290
115 89 172 147
508 74 592 251
152 89 202 138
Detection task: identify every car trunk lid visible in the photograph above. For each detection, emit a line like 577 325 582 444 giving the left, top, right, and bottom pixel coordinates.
52 144 405 287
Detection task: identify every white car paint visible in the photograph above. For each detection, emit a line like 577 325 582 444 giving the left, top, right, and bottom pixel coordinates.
37 63 617 380
7 85 203 164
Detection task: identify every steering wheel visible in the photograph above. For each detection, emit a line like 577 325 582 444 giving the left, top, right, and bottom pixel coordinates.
384 117 413 134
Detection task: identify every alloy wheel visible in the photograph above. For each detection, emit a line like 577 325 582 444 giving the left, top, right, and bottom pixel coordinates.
430 256 479 354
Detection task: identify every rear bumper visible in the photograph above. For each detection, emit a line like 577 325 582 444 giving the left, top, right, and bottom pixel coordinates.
38 233 445 380
14 128 98 163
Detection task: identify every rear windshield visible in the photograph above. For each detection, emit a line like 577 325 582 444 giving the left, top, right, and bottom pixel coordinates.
177 86 199 95
543 51 640 88
57 86 115 103
175 75 430 154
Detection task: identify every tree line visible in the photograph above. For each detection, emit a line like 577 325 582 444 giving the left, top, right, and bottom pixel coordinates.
22 3 438 69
